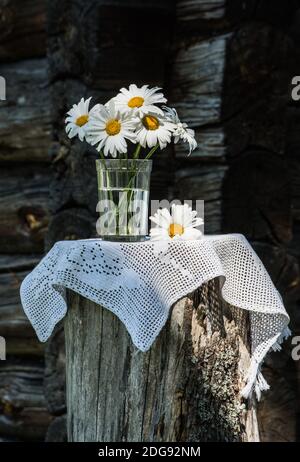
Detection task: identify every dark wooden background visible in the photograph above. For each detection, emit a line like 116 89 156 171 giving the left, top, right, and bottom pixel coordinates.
0 0 299 441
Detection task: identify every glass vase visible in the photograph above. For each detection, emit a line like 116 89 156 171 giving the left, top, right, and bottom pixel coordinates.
96 159 152 241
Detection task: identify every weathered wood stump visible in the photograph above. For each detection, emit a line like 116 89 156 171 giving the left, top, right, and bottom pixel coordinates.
65 279 259 442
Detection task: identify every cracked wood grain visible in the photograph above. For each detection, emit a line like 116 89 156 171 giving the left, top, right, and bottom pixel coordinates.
65 282 259 442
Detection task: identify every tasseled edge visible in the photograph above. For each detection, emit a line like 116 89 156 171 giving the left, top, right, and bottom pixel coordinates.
241 326 291 400
271 326 291 352
240 359 268 400
254 371 270 401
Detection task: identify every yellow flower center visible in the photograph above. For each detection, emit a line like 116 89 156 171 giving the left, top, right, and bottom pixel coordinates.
128 96 144 108
76 114 89 127
142 115 160 131
106 119 121 135
169 223 184 238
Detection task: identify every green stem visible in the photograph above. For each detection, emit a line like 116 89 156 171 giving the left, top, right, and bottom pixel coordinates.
98 150 117 232
145 143 159 160
98 150 106 163
133 143 142 159
98 145 159 237
125 144 159 194
98 150 112 191
124 144 159 234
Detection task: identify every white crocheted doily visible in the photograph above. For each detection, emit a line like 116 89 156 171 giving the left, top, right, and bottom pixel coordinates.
20 234 290 399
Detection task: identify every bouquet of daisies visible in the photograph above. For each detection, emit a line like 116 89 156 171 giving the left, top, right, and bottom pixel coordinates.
65 84 197 158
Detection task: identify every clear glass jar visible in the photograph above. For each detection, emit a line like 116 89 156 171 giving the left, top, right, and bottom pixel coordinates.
96 159 152 241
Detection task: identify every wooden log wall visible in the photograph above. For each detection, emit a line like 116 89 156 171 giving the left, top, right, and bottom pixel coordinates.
222 1 300 442
170 0 300 441
0 0 52 441
0 0 300 442
170 0 227 233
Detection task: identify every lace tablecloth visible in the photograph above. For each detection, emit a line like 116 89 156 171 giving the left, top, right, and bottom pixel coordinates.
20 234 290 399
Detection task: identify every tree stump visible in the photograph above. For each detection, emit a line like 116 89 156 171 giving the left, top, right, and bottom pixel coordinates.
65 278 259 442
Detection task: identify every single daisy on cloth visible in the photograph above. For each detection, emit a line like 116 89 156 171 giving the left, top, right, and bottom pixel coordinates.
163 106 197 155
150 204 203 241
65 97 100 141
135 113 176 150
86 101 137 157
113 84 167 117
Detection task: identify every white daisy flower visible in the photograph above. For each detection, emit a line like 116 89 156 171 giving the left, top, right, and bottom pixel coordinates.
135 113 176 150
150 204 203 241
65 97 100 141
163 106 197 155
113 84 167 117
85 101 137 157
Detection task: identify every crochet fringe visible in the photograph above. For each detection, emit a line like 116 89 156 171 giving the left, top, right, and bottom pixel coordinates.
241 326 291 400
271 326 291 352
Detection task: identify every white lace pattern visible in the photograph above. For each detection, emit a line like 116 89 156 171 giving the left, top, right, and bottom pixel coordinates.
20 234 290 399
